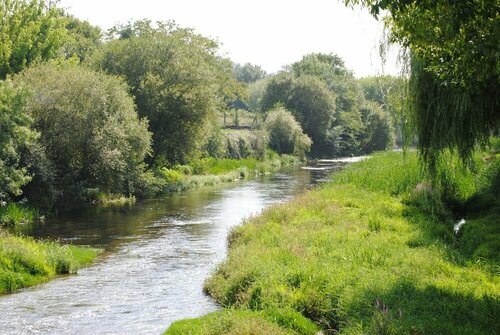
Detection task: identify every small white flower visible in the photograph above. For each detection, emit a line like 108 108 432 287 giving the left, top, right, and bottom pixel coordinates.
0 201 6 207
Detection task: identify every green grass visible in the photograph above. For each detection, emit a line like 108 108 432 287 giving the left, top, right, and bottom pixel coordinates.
0 203 38 226
0 233 101 293
164 151 499 334
165 309 319 335
159 153 300 193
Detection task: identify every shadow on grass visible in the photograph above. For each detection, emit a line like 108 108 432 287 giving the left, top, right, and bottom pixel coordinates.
350 279 500 335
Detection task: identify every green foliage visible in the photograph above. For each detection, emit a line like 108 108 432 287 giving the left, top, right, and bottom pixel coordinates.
261 54 388 157
0 232 101 293
0 81 37 198
198 151 499 334
14 62 151 209
92 20 241 165
359 101 394 153
347 0 499 171
0 0 68 79
359 75 405 144
264 106 312 158
165 309 318 335
247 79 268 113
0 202 37 226
63 15 102 62
262 73 336 155
233 62 268 83
223 129 269 160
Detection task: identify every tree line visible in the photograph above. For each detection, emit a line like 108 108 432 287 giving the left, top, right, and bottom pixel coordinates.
0 0 402 212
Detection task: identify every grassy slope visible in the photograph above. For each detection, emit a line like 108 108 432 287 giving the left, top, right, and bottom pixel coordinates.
0 233 101 293
165 151 499 335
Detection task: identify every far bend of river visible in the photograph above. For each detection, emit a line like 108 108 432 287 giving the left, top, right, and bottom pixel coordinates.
0 158 362 335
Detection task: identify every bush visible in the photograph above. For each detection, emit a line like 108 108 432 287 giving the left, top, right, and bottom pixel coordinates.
14 62 152 209
264 106 312 159
224 130 269 160
359 101 394 153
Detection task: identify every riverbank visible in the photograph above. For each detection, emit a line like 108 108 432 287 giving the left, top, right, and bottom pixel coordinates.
164 150 499 334
156 153 300 194
0 233 101 294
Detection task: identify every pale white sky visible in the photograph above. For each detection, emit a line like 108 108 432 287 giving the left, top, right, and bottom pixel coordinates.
59 0 400 77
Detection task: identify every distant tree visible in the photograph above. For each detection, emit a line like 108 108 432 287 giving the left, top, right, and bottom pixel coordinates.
0 0 68 79
0 81 37 198
359 75 404 144
93 20 241 165
63 15 102 62
291 54 365 156
359 101 394 153
14 62 151 208
261 74 336 155
264 106 312 159
233 63 268 83
247 79 268 113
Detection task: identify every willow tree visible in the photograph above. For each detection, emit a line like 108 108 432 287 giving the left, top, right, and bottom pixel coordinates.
346 0 499 171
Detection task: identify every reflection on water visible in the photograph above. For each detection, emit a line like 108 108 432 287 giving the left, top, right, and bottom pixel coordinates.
1 162 348 335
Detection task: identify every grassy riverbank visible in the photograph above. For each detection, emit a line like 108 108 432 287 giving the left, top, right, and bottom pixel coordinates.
0 233 101 293
159 153 300 193
164 150 499 334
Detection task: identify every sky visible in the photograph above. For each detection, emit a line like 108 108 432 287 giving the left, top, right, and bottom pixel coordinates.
59 0 401 77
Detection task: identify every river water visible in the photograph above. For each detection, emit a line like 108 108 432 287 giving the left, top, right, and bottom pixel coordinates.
0 160 352 335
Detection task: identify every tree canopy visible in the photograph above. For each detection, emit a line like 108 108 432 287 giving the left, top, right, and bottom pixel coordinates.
14 62 151 207
0 81 37 198
233 63 268 83
346 0 499 169
0 0 68 79
92 20 241 165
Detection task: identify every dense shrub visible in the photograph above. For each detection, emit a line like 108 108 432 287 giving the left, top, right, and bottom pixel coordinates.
224 130 269 160
0 81 37 199
263 107 312 158
14 62 152 209
359 102 394 153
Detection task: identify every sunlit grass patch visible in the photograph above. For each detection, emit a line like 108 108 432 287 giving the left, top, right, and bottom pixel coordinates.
164 309 319 335
0 233 101 293
0 203 38 226
166 150 499 334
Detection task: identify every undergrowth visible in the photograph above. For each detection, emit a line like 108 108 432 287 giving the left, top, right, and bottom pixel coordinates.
164 149 499 334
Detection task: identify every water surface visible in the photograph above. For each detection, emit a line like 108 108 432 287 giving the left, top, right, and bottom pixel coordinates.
1 161 349 335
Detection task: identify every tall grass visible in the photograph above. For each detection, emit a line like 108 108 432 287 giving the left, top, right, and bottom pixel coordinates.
0 233 101 293
0 203 38 226
158 153 300 193
164 150 499 334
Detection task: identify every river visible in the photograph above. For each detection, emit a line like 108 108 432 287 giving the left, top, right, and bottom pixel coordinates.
0 160 353 335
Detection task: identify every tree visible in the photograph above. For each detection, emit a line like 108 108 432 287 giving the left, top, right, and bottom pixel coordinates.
359 101 394 153
346 0 499 170
92 20 241 165
359 75 405 145
261 73 336 156
291 53 366 156
0 0 68 79
264 106 312 159
0 81 37 198
14 62 151 208
233 63 268 83
247 79 268 113
63 15 102 62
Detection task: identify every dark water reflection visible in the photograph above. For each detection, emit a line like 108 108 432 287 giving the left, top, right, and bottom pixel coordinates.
0 161 352 335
